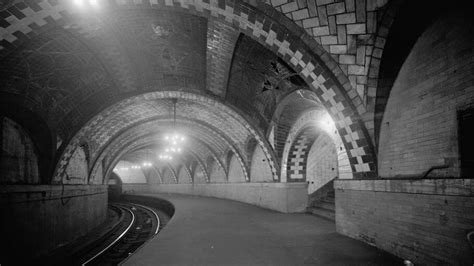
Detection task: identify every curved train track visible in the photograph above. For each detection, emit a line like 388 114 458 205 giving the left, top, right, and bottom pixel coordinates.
80 202 169 266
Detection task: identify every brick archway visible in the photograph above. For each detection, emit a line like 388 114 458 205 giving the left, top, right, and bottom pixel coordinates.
53 91 278 183
1 0 376 178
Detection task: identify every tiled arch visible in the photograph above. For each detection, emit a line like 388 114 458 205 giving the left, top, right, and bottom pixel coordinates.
1 0 376 178
95 119 227 174
90 119 250 184
282 109 354 181
52 91 277 183
286 127 319 182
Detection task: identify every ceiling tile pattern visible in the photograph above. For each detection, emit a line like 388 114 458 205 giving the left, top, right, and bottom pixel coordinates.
1 0 380 180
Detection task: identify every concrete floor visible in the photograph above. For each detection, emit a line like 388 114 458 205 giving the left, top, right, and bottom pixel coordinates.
124 194 401 266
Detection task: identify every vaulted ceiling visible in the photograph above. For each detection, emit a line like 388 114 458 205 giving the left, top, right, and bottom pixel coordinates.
1 0 382 183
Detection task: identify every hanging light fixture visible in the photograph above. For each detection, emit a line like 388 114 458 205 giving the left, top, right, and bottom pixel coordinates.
164 98 185 146
159 98 185 161
142 149 153 168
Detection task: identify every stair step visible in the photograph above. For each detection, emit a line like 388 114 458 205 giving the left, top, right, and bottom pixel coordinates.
306 207 335 221
311 201 335 211
321 197 335 203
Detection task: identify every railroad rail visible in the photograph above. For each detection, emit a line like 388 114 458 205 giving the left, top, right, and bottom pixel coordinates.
81 202 163 265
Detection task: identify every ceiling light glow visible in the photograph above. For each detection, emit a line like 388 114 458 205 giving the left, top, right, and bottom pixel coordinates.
89 0 99 7
319 112 336 133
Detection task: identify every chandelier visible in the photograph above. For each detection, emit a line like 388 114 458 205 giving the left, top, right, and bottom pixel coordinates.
158 98 185 161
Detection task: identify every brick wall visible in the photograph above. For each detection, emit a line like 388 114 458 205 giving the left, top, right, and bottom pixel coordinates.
306 133 338 194
378 10 474 178
335 179 474 264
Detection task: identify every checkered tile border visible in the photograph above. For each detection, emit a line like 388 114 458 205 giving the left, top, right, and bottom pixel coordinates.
87 105 254 184
287 130 316 181
1 0 376 181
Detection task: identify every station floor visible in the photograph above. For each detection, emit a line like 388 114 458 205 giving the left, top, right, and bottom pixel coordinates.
124 193 401 266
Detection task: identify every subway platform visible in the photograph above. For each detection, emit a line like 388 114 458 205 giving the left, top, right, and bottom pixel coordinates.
123 193 400 266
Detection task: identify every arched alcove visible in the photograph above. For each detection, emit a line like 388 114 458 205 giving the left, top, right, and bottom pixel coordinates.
0 117 40 184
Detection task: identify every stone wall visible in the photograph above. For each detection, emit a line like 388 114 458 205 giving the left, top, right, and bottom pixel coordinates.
335 179 474 264
123 182 307 213
0 185 107 262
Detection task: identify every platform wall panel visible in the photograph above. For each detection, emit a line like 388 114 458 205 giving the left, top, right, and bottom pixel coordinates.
0 185 108 260
335 179 474 265
123 182 308 213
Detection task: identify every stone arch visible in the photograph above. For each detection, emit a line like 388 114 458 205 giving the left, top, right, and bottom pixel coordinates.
281 109 353 182
0 117 40 184
55 91 267 184
1 0 376 180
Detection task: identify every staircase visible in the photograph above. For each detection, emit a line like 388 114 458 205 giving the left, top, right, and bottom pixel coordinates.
306 180 335 221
